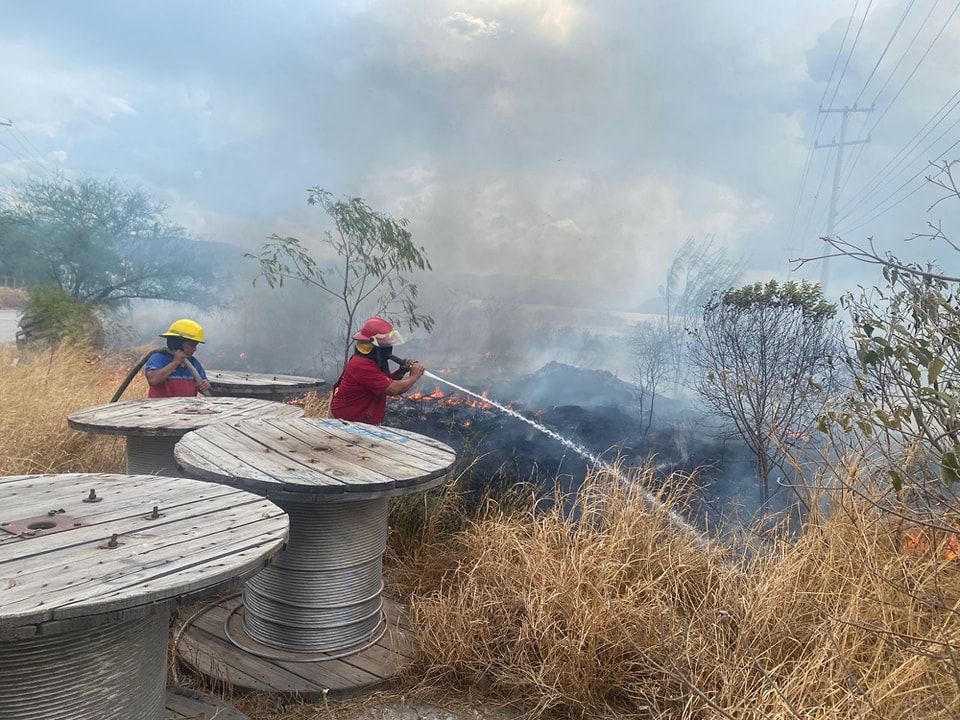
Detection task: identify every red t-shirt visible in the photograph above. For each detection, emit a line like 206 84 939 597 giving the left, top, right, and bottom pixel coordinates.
330 355 393 424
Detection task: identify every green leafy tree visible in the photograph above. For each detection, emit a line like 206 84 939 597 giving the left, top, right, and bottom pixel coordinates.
0 173 222 308
0 175 226 348
837 270 960 491
689 280 841 501
246 187 434 366
796 161 960 493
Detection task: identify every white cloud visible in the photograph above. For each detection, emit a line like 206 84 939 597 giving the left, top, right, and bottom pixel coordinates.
0 43 135 132
481 0 583 44
442 11 502 38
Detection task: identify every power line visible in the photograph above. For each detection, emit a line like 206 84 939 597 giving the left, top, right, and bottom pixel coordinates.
835 119 960 236
854 0 917 107
839 0 942 198
827 0 874 111
864 0 960 137
0 118 56 181
829 0 960 239
786 0 863 250
10 123 50 168
815 105 873 291
867 0 941 110
837 88 960 225
795 145 838 267
838 0 919 189
835 155 955 237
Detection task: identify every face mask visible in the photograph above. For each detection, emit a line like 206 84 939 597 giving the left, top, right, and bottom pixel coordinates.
372 345 393 372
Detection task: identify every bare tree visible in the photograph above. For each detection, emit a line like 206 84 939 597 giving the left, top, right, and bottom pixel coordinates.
689 280 842 502
660 236 747 394
629 318 671 435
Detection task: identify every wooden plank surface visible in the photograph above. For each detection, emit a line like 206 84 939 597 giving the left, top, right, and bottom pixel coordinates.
175 417 457 501
176 594 415 700
67 397 303 437
207 369 326 395
0 473 288 635
166 687 251 720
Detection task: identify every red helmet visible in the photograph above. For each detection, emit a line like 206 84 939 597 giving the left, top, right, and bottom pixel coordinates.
352 317 405 346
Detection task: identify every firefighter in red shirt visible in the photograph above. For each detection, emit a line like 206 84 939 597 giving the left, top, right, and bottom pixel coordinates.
330 317 425 425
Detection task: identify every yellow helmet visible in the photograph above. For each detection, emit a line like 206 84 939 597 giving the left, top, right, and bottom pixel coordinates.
160 318 205 343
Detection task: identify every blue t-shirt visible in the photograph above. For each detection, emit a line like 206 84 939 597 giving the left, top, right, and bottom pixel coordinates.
144 351 207 398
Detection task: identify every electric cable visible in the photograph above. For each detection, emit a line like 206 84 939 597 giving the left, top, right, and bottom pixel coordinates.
837 89 960 224
864 0 960 138
842 86 960 212
0 121 55 180
853 0 916 107
834 0 960 230
786 0 862 253
836 134 960 237
10 122 50 166
797 146 838 260
865 0 940 116
826 0 874 111
838 0 918 191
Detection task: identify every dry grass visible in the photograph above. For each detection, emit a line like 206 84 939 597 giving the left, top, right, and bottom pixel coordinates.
3 346 960 719
400 472 960 719
295 388 331 418
0 343 131 474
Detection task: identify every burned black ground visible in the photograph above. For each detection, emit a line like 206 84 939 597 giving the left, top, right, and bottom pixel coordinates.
386 362 771 530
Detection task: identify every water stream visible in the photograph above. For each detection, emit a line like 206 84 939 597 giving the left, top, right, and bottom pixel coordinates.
423 370 704 539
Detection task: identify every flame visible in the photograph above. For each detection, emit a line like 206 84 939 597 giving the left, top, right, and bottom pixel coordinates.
902 527 960 560
404 386 492 409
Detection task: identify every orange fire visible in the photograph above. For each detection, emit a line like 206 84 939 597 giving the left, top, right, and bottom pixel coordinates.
902 527 960 560
404 386 492 410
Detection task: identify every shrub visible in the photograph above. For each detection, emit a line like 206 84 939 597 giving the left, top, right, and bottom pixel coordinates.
17 284 104 349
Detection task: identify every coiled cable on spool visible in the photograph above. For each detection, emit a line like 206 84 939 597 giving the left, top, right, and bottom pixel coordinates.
241 498 390 653
224 597 389 662
125 435 181 476
0 612 168 720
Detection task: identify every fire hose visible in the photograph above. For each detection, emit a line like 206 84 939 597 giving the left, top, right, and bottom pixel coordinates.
387 355 412 370
110 347 212 402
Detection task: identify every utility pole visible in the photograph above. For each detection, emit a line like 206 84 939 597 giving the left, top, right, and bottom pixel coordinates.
815 104 872 293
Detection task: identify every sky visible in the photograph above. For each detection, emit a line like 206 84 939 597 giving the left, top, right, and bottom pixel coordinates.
3 0 960 318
